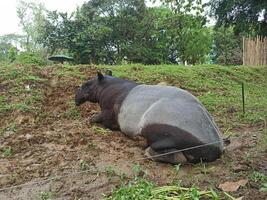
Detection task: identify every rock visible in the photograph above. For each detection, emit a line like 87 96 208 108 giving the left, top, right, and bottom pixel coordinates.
157 82 168 86
3 131 14 138
233 164 246 173
218 179 248 192
226 140 243 151
25 134 33 140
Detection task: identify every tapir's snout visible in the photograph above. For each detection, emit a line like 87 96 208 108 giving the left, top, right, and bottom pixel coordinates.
74 87 82 106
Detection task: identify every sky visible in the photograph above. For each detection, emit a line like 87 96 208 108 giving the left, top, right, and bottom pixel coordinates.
0 0 88 36
0 0 211 36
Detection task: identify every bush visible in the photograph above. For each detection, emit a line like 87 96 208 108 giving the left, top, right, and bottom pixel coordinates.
15 52 46 66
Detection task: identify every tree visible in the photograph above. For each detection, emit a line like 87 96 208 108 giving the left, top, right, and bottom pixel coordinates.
212 26 242 65
17 0 47 51
37 0 213 65
159 0 207 15
38 11 73 55
70 0 147 64
210 0 267 36
0 34 21 62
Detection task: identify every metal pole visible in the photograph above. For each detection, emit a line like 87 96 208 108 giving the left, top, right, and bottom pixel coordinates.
242 82 245 115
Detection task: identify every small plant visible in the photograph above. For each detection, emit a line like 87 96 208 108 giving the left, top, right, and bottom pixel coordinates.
132 164 147 178
106 178 153 200
87 142 97 150
106 179 235 200
174 164 181 173
249 171 267 183
80 160 90 171
243 152 252 163
91 125 111 136
15 52 46 66
39 191 52 200
3 147 12 157
5 123 17 132
105 166 116 181
260 183 267 192
64 101 80 119
119 172 128 182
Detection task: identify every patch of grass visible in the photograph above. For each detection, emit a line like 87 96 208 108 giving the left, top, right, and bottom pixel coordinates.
87 142 97 150
5 123 17 133
80 160 90 171
39 191 53 200
174 164 181 173
91 125 112 136
105 166 116 181
132 164 147 178
3 147 12 157
106 178 235 200
263 122 267 148
0 64 45 115
242 152 252 163
64 101 80 119
53 65 86 79
260 183 267 192
105 178 153 200
249 171 267 183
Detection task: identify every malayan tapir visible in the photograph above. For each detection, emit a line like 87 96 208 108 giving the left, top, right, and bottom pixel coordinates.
75 71 224 164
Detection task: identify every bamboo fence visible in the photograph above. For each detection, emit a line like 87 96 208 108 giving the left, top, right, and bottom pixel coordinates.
243 36 267 66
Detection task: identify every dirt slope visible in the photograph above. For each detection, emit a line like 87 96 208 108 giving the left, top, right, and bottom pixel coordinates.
0 65 266 199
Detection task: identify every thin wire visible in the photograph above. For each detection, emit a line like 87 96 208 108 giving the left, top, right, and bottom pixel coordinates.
0 139 222 192
0 168 100 192
137 140 222 161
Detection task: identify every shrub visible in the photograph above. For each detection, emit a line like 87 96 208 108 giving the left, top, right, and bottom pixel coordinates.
15 52 46 66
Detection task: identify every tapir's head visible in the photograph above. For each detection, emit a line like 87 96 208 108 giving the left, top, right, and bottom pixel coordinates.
75 70 112 106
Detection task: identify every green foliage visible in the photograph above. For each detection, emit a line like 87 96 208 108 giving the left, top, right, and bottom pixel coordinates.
3 147 12 157
16 0 47 51
0 64 45 115
106 178 234 199
249 171 267 183
15 52 46 66
0 34 21 63
8 47 18 62
212 26 242 65
260 183 267 192
106 179 153 200
38 1 213 65
105 166 116 181
210 0 267 36
39 191 53 200
80 160 90 171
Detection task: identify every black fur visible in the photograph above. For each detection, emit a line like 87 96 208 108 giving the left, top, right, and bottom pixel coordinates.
141 124 222 164
75 73 138 129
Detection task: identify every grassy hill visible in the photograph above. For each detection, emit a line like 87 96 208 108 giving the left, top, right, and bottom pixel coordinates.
0 64 266 199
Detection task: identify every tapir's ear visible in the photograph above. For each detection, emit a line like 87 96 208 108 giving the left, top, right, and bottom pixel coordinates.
105 69 112 76
97 71 104 81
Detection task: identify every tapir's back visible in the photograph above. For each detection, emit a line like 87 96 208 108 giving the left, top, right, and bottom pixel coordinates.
117 85 223 151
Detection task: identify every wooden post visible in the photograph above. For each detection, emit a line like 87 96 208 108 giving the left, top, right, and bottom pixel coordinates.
242 82 245 116
243 36 246 65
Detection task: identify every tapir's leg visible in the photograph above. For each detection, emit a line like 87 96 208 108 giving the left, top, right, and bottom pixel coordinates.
145 147 187 164
90 113 103 123
100 110 120 130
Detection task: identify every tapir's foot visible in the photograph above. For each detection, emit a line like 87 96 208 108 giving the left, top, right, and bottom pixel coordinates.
89 113 103 123
145 147 187 165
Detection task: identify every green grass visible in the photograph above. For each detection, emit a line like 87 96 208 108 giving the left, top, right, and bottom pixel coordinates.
0 64 45 114
1 63 266 199
3 147 12 157
105 178 235 200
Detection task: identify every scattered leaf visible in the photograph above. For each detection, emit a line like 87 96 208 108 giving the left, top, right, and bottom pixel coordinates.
218 179 248 192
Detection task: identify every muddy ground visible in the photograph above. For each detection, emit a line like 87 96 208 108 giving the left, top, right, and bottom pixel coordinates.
0 66 266 200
